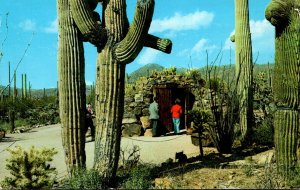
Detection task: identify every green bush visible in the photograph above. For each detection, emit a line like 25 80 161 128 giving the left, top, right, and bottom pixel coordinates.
122 164 154 189
253 117 274 146
1 146 57 189
61 168 103 189
256 162 286 189
0 96 59 128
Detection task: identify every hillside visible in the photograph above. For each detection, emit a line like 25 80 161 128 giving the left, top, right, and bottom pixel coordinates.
127 63 164 83
0 63 274 97
127 63 274 83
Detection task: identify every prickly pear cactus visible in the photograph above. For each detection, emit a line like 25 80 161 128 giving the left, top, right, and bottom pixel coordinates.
265 0 300 177
234 0 254 143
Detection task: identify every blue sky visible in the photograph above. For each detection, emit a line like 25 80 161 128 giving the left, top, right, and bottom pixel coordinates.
0 0 274 89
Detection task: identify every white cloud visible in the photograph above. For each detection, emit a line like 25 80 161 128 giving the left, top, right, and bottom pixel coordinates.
150 11 214 33
223 19 274 55
44 18 58 33
192 39 208 53
178 38 217 61
137 48 160 65
19 19 36 31
250 19 273 39
221 19 275 63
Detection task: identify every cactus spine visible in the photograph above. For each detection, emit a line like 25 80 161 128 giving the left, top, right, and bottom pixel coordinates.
234 0 254 143
265 0 300 177
93 0 172 184
57 0 106 173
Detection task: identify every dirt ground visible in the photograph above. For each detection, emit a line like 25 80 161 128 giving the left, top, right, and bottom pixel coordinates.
152 147 289 189
0 124 292 189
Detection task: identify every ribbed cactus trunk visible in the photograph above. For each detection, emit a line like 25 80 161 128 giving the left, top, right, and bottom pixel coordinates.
265 0 300 177
93 0 172 185
8 62 11 98
21 74 24 99
234 0 254 143
57 0 87 172
57 0 108 174
13 71 16 100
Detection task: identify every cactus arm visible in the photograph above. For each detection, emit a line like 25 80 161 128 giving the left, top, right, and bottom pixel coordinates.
69 0 107 48
143 34 172 54
265 0 291 27
114 0 155 64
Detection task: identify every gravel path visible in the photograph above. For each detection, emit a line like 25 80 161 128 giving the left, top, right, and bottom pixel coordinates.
0 124 199 181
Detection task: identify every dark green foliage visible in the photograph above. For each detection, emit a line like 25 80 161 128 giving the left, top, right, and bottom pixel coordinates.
61 168 103 189
253 117 274 146
189 109 212 156
121 164 154 189
1 146 57 189
0 96 59 131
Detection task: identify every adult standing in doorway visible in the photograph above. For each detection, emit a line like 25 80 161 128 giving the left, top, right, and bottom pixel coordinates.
149 96 159 137
171 98 183 135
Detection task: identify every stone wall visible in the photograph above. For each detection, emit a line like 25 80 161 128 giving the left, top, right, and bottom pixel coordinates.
122 69 206 137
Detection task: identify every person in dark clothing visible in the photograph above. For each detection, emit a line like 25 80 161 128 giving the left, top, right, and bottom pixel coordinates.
85 107 95 141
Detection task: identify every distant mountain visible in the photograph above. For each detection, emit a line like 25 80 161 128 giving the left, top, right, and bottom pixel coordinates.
126 63 274 83
1 63 274 97
127 63 164 83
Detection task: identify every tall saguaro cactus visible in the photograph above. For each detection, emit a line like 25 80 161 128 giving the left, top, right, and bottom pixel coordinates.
234 0 254 143
265 0 300 177
92 0 172 185
57 0 107 173
13 71 16 100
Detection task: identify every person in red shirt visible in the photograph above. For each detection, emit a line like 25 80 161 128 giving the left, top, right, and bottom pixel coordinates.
171 98 183 135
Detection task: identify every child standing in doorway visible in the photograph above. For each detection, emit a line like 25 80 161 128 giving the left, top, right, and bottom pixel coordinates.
171 98 182 135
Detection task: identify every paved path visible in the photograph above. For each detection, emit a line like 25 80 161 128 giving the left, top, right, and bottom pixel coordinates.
0 124 199 180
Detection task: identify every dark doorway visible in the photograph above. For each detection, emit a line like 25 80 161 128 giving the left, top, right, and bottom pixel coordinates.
156 87 187 132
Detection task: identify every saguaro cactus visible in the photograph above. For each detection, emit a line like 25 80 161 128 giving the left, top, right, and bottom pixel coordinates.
8 62 11 97
234 0 254 143
265 0 300 177
93 0 172 185
13 71 16 100
57 0 107 173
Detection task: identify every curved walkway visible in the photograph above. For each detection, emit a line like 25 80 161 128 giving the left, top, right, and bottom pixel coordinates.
0 124 199 180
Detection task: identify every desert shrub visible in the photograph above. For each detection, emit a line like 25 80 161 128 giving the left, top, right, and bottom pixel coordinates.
288 165 300 188
122 164 154 189
256 162 286 189
1 146 57 189
0 96 59 128
119 145 141 170
252 117 274 146
60 168 103 189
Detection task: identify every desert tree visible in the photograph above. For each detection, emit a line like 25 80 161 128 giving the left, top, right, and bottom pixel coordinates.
265 0 300 178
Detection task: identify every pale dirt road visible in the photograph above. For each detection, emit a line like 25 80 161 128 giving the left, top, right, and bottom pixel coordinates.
0 124 199 181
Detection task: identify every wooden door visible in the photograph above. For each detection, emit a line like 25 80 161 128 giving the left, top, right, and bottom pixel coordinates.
156 88 173 131
171 88 186 130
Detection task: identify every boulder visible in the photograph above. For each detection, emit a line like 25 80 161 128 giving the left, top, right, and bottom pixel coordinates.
155 178 172 189
140 116 151 129
134 93 143 102
144 128 153 137
142 108 149 116
122 124 142 137
133 107 142 116
122 118 137 124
